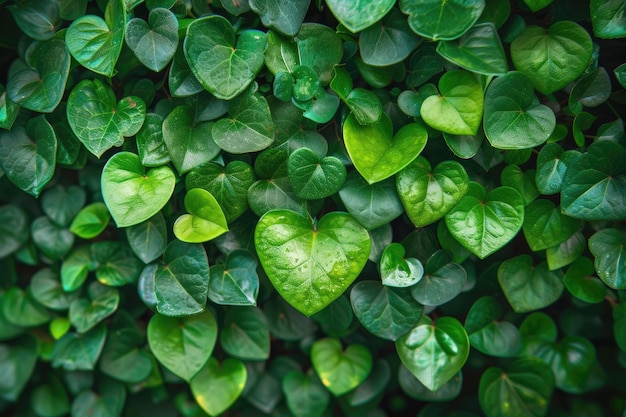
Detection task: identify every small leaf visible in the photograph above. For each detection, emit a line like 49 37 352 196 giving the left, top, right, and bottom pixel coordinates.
125 7 178 71
208 249 259 306
173 188 229 243
287 147 346 199
410 250 467 306
399 0 485 41
2 287 51 327
282 371 330 417
588 228 626 290
0 335 39 401
8 0 62 40
380 243 424 287
220 307 270 360
126 213 167 264
563 257 607 304
51 325 107 371
465 296 521 357
69 282 120 333
359 9 421 67
311 338 373 396
42 185 86 228
522 199 581 251
0 205 29 258
190 357 247 417
399 365 462 402
326 0 394 32
591 0 626 39
91 241 143 286
249 0 310 36
31 216 74 260
535 143 581 195
30 268 79 311
70 203 111 239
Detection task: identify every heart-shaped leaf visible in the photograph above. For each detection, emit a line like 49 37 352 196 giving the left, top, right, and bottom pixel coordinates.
380 243 424 287
399 0 485 41
61 246 96 292
535 143 581 195
344 113 428 184
255 210 371 316
212 87 275 153
588 228 626 290
522 199 581 251
398 365 462 402
174 188 229 243
396 156 469 227
511 21 593 94
91 241 143 286
2 287 51 327
30 269 79 311
465 296 521 357
7 39 70 113
436 22 508 75
282 371 330 417
396 316 470 392
208 249 259 306
65 0 126 77
184 15 267 100
546 231 586 271
67 79 146 157
326 0 394 32
287 147 346 199
563 257 607 304
125 213 167 264
0 115 56 197
190 357 247 416
220 306 270 360
445 183 524 259
70 379 125 417
70 203 110 240
591 0 626 39
0 84 20 130
479 358 554 417
0 335 39 401
153 240 210 316
410 249 467 306
51 325 107 371
31 216 74 260
561 140 626 221
69 282 120 333
249 0 309 36
101 152 175 228
296 23 344 85
421 70 483 136
125 7 178 71
498 255 563 313
147 309 217 382
484 72 556 149
8 1 62 41
248 177 308 218
311 338 373 396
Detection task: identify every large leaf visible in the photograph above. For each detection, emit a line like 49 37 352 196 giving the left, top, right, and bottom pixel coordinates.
147 309 217 382
249 0 310 36
561 140 626 220
0 115 56 197
311 338 372 396
101 152 175 228
125 7 178 71
445 183 524 259
396 156 469 227
483 71 556 149
65 0 126 77
396 317 470 392
7 39 70 113
66 79 146 157
296 23 343 85
590 0 626 39
399 0 485 41
190 357 247 417
255 210 371 316
343 114 428 184
184 15 267 99
588 228 626 290
510 21 593 94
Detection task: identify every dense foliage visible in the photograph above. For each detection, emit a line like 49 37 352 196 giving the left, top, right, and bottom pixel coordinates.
1 0 626 416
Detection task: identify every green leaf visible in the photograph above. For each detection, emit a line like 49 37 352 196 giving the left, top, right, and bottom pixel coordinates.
0 115 56 197
125 7 178 71
265 295 317 341
147 309 217 382
31 216 74 260
396 156 469 227
311 295 353 338
65 0 126 77
406 44 445 88
67 79 146 157
436 23 507 76
8 0 62 40
220 306 270 360
311 338 372 396
255 210 371 316
51 324 107 371
2 287 51 327
351 280 423 341
498 255 563 313
208 249 259 306
326 0 394 32
523 0 552 12
399 0 485 41
70 202 111 239
464 296 521 357
588 228 626 290
396 316 470 392
613 303 626 351
154 240 210 316
591 0 626 39
7 39 70 113
174 188 229 243
569 67 612 112
483 71 556 149
421 70 484 136
101 152 175 228
282 371 330 417
168 45 204 97
563 257 607 304
344 113 428 184
510 21 593 95
0 335 38 401
344 88 383 125
186 161 256 223
479 358 554 417
380 243 424 288
287 147 346 200
0 85 20 130
30 268 79 311
162 105 220 174
410 250 467 306
0 205 29 258
522 199 581 251
70 378 125 417
126 213 167 264
91 241 143 286
546 231 586 271
69 282 120 333
190 357 247 417
184 15 267 100
249 0 309 36
561 140 626 221
31 377 70 417
359 8 422 66
296 23 344 85
445 183 524 259
535 143 581 195
42 184 86 228
61 246 96 292
399 365 462 402
212 87 275 153
248 177 307 218
295 86 341 123
500 164 539 206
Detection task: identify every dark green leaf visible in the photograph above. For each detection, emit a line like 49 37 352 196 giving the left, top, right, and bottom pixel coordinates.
359 9 421 66
8 0 61 40
588 228 626 289
209 249 259 306
91 241 143 286
591 0 626 39
464 296 521 357
287 147 346 199
282 371 330 417
220 307 270 360
563 257 607 304
0 204 29 258
522 199 581 251
311 337 372 396
42 184 86 228
2 287 51 327
399 0 485 41
125 213 167 264
410 250 466 306
0 335 38 401
249 0 310 36
30 268 79 311
31 216 74 260
399 365 462 402
51 324 107 371
69 282 120 333
125 7 178 71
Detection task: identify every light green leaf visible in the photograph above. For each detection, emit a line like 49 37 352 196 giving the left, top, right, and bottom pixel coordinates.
522 199 581 251
380 243 424 287
326 0 394 32
190 357 247 417
174 188 229 243
70 203 111 239
311 338 372 396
